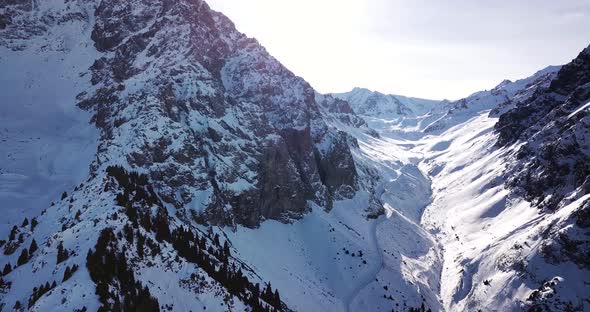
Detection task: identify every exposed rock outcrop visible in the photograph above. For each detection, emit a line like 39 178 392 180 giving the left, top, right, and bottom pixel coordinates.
32 0 362 227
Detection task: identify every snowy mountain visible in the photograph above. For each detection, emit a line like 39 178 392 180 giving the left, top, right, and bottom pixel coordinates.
332 88 440 118
0 0 362 310
333 49 589 311
1 0 589 311
422 65 560 134
333 67 560 140
416 47 590 312
331 88 443 140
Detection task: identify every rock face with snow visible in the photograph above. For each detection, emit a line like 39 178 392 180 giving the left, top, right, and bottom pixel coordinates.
0 0 364 310
497 47 590 211
496 47 590 279
332 88 443 139
4 0 359 228
333 70 558 139
84 0 361 228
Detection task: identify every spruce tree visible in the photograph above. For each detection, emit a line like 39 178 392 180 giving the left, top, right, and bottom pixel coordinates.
274 289 281 308
213 233 220 247
63 266 71 282
9 225 18 241
123 224 134 243
2 262 11 275
57 242 69 264
29 239 38 254
17 248 29 266
263 282 273 303
223 240 231 258
136 233 145 258
250 283 260 307
154 208 170 242
31 218 38 231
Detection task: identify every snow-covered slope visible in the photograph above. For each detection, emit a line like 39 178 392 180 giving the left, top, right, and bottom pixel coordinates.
332 88 443 140
0 1 100 239
419 113 589 311
333 88 440 118
328 46 589 311
334 68 560 141
422 65 560 134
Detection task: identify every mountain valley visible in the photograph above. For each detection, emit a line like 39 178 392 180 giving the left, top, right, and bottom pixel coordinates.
1 1 589 311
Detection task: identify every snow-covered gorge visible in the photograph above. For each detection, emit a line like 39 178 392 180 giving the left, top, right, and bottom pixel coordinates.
334 51 590 311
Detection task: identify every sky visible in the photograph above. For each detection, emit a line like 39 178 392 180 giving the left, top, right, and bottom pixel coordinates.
207 0 590 100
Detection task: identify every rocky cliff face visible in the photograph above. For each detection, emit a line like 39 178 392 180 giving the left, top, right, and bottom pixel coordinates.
0 0 365 310
497 47 590 212
87 0 361 228
2 0 359 228
494 46 590 285
496 48 590 210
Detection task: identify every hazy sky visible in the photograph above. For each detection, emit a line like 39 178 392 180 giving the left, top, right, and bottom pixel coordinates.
208 0 590 100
